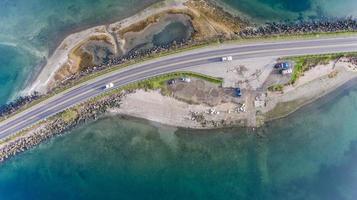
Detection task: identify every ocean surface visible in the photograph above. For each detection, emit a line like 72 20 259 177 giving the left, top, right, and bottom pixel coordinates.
1 79 357 200
1 1 357 199
221 0 357 22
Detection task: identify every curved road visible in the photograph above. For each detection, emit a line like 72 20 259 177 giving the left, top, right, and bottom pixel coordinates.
1 36 357 139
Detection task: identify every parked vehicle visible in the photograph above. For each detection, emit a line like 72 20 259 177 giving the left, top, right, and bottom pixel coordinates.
235 88 242 97
281 68 293 75
179 77 191 83
275 62 291 69
167 79 176 85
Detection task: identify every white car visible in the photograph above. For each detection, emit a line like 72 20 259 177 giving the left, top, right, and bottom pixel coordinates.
221 56 233 62
180 77 191 83
105 83 114 89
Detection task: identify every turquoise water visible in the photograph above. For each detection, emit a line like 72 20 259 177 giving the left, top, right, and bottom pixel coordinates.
153 22 193 46
0 0 160 105
221 0 357 22
0 44 37 104
1 81 357 199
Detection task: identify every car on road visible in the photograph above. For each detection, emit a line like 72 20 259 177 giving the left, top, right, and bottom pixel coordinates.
105 83 114 89
222 56 233 62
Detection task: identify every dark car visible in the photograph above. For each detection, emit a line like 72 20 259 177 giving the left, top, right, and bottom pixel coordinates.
275 62 291 69
167 79 176 85
235 88 242 97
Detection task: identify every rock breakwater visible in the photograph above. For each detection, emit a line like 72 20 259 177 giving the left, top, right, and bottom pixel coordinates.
0 90 128 163
239 18 357 37
0 92 42 119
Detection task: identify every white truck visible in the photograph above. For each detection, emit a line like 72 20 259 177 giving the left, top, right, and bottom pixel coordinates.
105 82 114 89
221 56 233 62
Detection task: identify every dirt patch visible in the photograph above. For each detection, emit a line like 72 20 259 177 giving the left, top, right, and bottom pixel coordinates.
168 78 234 106
118 13 163 37
263 99 307 121
113 89 250 129
185 0 248 40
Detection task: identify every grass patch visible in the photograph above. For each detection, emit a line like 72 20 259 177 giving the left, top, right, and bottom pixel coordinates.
120 71 222 91
60 109 78 122
264 99 306 121
88 71 222 103
286 52 357 84
268 84 284 92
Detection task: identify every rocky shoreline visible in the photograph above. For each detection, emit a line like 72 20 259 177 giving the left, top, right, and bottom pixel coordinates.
0 90 128 163
0 92 42 118
239 18 357 38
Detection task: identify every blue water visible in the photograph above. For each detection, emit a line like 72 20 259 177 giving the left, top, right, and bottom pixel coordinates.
1 81 357 200
0 0 160 105
0 44 37 104
221 0 357 22
153 22 193 46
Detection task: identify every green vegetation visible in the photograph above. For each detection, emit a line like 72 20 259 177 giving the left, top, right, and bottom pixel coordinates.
268 84 284 92
81 71 223 106
287 52 357 84
99 71 223 98
131 71 221 88
60 109 78 122
267 51 357 91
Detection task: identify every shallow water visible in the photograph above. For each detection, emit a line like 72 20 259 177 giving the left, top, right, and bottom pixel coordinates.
0 0 160 105
221 0 357 22
1 81 357 200
153 22 193 46
0 44 37 104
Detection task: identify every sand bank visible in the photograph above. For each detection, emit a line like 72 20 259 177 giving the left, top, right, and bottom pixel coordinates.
25 0 247 94
26 1 186 93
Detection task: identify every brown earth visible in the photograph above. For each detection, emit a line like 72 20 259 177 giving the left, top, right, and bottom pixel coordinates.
185 0 248 40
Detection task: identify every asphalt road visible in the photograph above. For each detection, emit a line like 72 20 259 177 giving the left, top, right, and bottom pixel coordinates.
1 36 357 139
